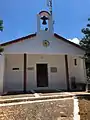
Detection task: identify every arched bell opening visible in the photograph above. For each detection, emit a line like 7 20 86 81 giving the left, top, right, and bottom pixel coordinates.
39 11 50 31
40 15 49 31
37 11 53 34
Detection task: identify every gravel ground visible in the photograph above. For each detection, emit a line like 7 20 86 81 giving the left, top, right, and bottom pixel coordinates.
0 97 73 120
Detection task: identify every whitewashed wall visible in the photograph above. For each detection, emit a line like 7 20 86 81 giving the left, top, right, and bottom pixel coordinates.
0 54 4 94
4 54 24 92
4 54 67 92
68 55 86 89
3 31 84 56
27 54 66 90
2 31 86 92
3 54 86 92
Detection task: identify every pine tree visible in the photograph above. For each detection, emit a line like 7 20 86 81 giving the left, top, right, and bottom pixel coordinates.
80 18 90 77
0 20 4 53
0 20 3 31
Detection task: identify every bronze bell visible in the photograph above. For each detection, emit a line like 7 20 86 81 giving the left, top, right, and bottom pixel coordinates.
42 19 47 25
41 16 48 25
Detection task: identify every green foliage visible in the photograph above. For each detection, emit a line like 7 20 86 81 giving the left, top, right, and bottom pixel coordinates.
0 20 4 53
0 47 4 53
80 18 90 53
0 20 3 31
80 18 90 77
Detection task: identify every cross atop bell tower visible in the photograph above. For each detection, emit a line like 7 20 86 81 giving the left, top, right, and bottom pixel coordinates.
47 0 53 15
37 0 54 34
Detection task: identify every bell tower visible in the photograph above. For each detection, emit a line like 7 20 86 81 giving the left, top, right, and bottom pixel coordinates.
37 0 53 34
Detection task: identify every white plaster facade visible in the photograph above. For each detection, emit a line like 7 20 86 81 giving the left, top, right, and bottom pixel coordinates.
4 54 67 92
0 11 86 94
3 31 84 55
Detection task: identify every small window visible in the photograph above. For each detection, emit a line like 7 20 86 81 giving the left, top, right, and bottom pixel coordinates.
12 68 19 70
74 59 77 66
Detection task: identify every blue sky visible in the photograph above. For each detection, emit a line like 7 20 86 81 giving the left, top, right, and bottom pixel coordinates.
0 0 90 43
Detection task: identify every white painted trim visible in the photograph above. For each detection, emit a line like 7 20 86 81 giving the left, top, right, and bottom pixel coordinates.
4 52 84 56
74 97 80 120
0 54 5 94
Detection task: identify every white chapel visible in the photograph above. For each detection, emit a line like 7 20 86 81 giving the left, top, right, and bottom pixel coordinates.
0 2 86 94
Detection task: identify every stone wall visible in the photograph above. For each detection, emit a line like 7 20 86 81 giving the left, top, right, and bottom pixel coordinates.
0 98 73 120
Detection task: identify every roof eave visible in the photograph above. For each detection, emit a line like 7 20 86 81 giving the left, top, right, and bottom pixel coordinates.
54 33 85 51
1 33 36 46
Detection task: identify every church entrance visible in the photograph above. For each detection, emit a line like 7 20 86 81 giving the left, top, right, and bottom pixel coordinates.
36 64 48 87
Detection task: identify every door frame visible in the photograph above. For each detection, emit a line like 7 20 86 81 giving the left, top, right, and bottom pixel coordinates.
35 62 49 88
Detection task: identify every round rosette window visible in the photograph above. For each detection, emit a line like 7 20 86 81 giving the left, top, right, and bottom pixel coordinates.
43 40 50 47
